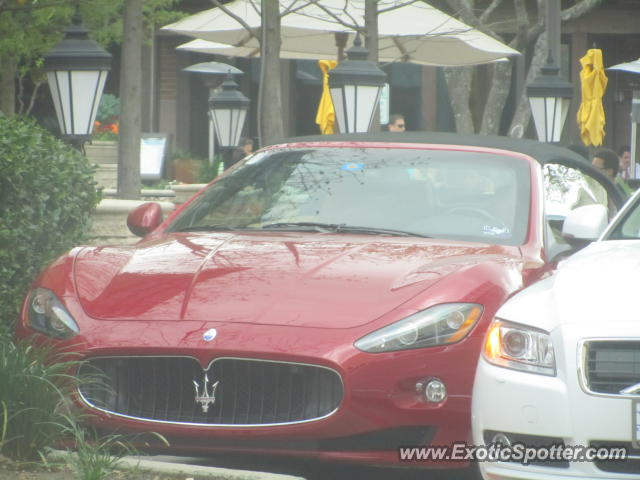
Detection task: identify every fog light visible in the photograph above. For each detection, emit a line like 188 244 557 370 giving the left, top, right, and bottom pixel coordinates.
416 378 447 403
490 432 512 447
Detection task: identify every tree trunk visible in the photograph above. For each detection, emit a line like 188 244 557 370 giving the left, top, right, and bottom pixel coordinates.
444 66 475 134
117 0 143 199
508 33 547 138
0 56 16 116
364 0 378 62
480 61 513 134
260 0 284 145
364 0 381 131
441 0 600 136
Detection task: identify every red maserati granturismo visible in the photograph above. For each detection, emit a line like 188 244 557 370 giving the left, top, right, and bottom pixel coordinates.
15 132 624 469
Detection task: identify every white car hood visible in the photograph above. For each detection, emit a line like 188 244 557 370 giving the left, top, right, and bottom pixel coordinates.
497 240 640 331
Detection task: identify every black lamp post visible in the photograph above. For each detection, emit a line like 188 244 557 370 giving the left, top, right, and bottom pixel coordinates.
43 7 111 150
183 62 243 165
328 34 387 133
527 51 573 143
209 73 250 168
526 1 572 143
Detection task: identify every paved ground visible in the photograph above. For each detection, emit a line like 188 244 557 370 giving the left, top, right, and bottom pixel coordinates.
2 452 481 480
131 454 480 480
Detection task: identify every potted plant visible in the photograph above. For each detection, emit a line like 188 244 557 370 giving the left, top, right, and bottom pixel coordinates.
170 150 207 184
92 93 120 142
85 94 120 168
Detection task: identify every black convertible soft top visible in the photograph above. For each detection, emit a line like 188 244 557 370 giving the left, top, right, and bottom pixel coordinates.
278 131 584 165
274 132 626 207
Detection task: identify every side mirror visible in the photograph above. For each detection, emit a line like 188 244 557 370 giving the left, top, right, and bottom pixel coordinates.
127 202 163 237
562 204 608 241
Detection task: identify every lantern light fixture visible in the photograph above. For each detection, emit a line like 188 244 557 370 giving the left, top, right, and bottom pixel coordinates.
208 72 250 149
43 6 111 148
328 34 387 134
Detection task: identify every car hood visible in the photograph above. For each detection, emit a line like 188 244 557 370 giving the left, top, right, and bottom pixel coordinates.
498 240 640 330
74 232 520 328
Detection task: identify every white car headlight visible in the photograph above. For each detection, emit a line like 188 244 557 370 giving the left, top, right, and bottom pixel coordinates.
355 303 482 353
483 318 555 376
27 288 79 340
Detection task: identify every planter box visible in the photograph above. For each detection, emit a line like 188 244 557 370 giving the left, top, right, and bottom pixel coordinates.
170 158 204 184
86 141 119 190
85 141 118 165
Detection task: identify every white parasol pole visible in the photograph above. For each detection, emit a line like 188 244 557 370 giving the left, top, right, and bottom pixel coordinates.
631 89 640 179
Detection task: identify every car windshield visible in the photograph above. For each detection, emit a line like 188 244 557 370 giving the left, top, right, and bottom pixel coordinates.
168 146 531 245
604 191 640 240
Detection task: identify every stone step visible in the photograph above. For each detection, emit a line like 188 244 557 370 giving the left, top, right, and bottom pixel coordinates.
88 198 176 246
94 164 117 190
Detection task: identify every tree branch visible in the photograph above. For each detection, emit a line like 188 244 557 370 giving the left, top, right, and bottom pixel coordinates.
445 0 477 26
377 0 421 15
210 0 259 46
479 0 503 24
561 0 602 21
25 81 42 116
299 0 359 33
510 0 529 50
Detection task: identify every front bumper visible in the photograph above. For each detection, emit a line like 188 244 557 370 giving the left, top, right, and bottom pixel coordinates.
472 327 640 480
21 318 485 467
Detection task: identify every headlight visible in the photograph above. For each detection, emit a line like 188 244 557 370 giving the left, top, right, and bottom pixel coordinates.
355 303 482 353
483 318 555 376
27 288 79 340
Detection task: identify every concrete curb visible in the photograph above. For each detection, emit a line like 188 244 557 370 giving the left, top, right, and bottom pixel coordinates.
47 450 306 480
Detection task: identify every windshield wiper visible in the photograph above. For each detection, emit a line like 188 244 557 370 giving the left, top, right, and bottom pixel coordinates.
174 224 256 232
334 225 431 238
260 222 342 233
260 222 430 238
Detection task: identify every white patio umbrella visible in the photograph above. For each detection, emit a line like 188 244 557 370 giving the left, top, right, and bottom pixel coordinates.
177 39 260 57
162 0 519 67
176 38 332 61
608 58 640 74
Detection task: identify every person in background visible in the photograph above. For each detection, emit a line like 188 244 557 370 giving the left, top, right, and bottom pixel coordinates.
387 114 406 132
618 145 632 179
229 137 254 169
592 148 632 196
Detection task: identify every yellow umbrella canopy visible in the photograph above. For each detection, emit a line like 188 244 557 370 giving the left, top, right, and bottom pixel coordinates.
315 60 338 135
576 48 608 146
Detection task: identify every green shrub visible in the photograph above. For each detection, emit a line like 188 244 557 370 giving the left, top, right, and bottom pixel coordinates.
0 116 100 330
196 154 225 183
60 420 168 480
95 93 120 124
0 332 83 460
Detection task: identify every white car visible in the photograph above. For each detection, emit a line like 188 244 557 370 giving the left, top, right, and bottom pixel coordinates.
472 191 640 479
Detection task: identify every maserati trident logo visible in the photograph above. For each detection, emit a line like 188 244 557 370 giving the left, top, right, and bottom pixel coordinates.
193 373 220 413
202 328 217 342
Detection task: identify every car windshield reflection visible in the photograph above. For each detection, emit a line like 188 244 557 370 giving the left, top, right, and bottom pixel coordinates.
168 147 531 246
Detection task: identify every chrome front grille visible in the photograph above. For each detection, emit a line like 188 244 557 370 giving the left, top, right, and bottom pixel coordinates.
583 341 640 395
78 356 343 426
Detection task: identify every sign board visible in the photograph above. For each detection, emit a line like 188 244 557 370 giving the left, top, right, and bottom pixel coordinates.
140 134 168 181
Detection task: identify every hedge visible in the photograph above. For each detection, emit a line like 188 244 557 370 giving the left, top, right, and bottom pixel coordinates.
0 116 100 331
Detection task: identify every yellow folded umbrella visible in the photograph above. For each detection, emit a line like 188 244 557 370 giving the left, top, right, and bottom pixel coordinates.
315 60 338 135
576 48 608 146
